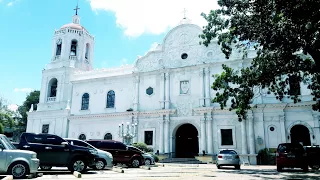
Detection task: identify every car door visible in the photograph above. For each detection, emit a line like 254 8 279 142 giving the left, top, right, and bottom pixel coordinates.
42 135 70 166
22 134 47 162
0 141 7 172
114 142 131 163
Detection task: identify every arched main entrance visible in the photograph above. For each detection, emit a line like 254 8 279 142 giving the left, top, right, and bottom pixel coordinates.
175 123 199 158
290 125 311 146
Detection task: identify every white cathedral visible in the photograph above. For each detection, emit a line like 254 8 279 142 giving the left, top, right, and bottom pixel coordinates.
26 11 320 164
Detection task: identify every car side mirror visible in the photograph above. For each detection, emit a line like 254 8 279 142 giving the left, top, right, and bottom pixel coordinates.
61 142 69 147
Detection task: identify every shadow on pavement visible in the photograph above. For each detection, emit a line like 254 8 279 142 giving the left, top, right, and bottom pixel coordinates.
216 167 320 180
38 170 98 175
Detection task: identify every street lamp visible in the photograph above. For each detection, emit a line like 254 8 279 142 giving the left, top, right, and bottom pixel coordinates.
118 121 137 145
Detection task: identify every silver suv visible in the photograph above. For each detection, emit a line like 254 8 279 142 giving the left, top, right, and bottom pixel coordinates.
0 134 39 179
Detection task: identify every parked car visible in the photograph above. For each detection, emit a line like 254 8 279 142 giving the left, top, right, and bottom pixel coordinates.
65 138 113 170
127 146 155 166
216 149 240 169
0 134 40 179
86 140 145 168
15 133 97 173
303 145 320 170
276 143 308 172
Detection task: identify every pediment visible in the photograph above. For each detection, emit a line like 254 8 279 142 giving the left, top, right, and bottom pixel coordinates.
134 23 251 73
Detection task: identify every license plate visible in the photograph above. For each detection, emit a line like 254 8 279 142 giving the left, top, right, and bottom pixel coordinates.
287 154 295 158
224 156 232 160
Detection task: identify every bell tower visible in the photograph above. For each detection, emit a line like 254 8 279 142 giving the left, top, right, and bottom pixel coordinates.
37 4 94 111
47 4 94 71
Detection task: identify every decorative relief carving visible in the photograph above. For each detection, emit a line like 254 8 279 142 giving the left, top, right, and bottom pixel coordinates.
90 132 94 136
180 80 190 94
176 97 193 116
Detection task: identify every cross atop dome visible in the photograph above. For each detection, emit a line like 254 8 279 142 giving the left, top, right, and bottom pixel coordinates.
74 0 80 15
182 8 188 19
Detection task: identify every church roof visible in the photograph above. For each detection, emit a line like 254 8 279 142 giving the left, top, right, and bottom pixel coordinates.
60 23 85 30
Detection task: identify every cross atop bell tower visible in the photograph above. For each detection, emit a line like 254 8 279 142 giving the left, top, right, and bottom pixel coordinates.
74 1 80 15
72 0 80 24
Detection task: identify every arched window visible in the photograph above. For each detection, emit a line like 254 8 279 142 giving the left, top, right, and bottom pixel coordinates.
81 93 89 110
78 134 86 141
70 40 77 56
56 39 62 56
47 78 58 101
85 43 90 60
106 90 115 108
104 133 112 140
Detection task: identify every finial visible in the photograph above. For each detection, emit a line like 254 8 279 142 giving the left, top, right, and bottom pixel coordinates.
182 8 187 19
74 0 80 15
29 104 34 112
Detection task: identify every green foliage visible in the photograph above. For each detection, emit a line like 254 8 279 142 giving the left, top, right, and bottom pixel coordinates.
17 90 40 131
257 148 276 165
200 0 320 121
131 142 153 153
152 154 159 162
0 97 16 133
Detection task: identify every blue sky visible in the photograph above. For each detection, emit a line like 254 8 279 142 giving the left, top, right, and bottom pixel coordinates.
0 0 217 107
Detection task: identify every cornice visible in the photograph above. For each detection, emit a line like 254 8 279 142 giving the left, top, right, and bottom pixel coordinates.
68 109 176 120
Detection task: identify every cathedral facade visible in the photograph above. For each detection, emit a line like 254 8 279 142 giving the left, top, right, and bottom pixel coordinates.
26 12 320 164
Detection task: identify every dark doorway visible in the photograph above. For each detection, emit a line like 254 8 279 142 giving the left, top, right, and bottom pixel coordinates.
175 123 199 158
290 125 311 146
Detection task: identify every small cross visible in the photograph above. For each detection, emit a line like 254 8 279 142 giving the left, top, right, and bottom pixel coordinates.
74 0 80 15
182 8 187 19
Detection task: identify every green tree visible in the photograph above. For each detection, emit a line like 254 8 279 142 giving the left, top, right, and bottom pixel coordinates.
200 0 320 121
0 97 15 134
17 90 40 131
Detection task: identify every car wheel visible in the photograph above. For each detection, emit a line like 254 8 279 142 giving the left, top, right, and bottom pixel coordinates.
8 161 29 179
145 159 151 166
235 165 240 170
310 165 320 170
69 159 87 173
94 159 106 170
131 158 140 168
276 165 282 172
40 165 52 171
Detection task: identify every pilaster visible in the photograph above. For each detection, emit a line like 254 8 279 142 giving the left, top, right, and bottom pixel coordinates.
206 113 213 154
205 67 211 106
165 72 170 109
247 111 255 154
200 116 207 153
164 114 170 154
158 116 164 154
133 75 140 111
199 68 205 107
241 120 248 154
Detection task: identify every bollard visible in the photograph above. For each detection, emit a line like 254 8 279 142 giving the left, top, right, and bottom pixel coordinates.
112 167 124 173
73 171 82 178
1 175 13 180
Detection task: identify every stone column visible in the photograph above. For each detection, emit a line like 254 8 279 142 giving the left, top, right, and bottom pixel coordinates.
248 113 256 154
158 116 164 154
279 115 287 143
206 113 213 154
164 115 170 154
160 72 165 109
133 75 140 111
205 67 211 106
165 72 170 109
133 116 139 143
241 120 248 154
200 116 207 153
312 114 319 145
199 68 205 106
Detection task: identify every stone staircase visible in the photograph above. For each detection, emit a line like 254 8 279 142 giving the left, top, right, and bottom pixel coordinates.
159 158 207 164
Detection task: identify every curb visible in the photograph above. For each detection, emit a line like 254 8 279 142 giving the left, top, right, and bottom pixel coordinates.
1 175 13 180
73 171 82 178
112 167 124 173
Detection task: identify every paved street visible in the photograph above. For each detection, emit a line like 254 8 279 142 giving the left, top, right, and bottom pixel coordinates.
16 164 320 180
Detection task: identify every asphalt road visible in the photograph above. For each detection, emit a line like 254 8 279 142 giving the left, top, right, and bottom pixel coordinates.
4 164 319 180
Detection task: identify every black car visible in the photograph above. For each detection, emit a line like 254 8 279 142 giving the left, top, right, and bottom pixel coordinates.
15 133 98 172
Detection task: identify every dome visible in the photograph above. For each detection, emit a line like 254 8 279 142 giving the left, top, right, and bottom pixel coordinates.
60 23 84 30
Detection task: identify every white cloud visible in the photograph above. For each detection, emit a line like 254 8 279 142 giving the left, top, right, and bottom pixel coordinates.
7 2 13 6
88 0 219 37
14 88 34 93
121 58 128 65
7 0 20 7
8 104 18 111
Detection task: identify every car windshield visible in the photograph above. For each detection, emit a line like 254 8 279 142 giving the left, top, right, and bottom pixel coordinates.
219 150 237 154
0 136 16 150
66 139 96 149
